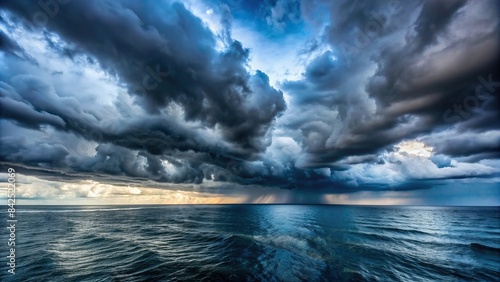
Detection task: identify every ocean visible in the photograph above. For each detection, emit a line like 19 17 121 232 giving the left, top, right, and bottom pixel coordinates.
1 205 499 281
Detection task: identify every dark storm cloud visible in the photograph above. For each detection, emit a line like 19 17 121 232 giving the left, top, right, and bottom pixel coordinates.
0 0 288 187
0 136 69 165
422 131 500 159
366 0 491 106
1 0 285 157
0 24 35 63
412 0 467 51
0 28 19 53
359 0 499 157
0 73 251 185
0 0 498 193
0 93 66 130
283 0 500 168
73 144 206 184
322 0 403 44
0 126 207 185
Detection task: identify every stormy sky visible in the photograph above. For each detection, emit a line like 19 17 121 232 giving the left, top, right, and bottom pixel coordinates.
0 0 499 205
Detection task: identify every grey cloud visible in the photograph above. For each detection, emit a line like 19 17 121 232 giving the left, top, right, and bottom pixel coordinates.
2 0 285 158
282 0 500 168
0 28 20 54
0 96 66 129
0 0 498 194
0 0 288 188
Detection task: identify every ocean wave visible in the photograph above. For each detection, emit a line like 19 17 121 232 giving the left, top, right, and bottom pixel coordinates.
470 243 500 253
2 205 499 282
17 207 144 213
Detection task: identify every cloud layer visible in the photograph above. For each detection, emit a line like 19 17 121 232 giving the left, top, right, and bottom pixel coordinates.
0 0 499 202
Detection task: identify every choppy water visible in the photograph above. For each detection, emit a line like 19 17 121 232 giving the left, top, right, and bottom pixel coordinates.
1 205 499 281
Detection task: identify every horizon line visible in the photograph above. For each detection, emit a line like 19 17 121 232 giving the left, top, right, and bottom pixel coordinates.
9 203 500 207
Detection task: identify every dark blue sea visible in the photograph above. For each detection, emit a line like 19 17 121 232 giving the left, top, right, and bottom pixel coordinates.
1 205 499 281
